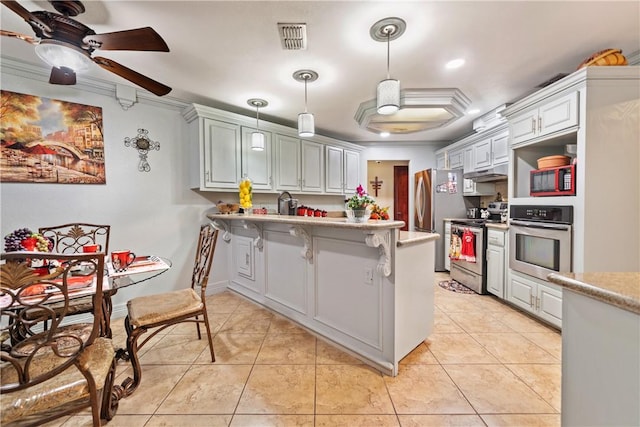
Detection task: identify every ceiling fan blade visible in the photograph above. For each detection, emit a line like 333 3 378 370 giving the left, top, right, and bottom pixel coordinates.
0 29 38 44
92 56 171 96
84 27 169 52
1 0 51 34
49 66 76 85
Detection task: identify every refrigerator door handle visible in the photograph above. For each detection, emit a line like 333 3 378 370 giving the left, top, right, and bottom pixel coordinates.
416 175 425 228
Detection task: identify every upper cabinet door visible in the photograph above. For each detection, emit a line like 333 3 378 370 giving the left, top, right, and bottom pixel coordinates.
325 145 344 194
473 138 492 170
343 149 361 194
203 119 241 189
241 126 273 191
274 134 302 191
448 148 464 169
492 131 509 165
301 140 323 192
538 92 578 137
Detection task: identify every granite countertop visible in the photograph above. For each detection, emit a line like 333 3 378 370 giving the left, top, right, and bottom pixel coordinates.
397 231 439 247
207 213 405 230
547 272 640 315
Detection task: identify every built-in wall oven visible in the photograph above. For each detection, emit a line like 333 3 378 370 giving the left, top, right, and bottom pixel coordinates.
509 205 573 281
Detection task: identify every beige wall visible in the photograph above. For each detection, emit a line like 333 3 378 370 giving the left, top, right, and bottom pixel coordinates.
366 160 409 218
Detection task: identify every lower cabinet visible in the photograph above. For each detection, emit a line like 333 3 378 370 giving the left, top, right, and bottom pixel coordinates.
444 220 451 271
486 228 507 298
507 271 562 328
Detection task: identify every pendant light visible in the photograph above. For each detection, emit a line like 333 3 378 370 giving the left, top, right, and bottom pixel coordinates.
370 17 406 115
247 98 268 151
293 69 318 137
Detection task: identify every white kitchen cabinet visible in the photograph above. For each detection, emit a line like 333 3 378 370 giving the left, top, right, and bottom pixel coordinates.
507 271 562 328
463 146 473 172
240 126 273 191
274 134 302 191
448 148 464 169
472 138 492 170
343 149 360 194
201 118 242 189
325 145 344 194
301 140 324 192
486 228 507 298
436 152 447 170
510 92 578 146
491 131 509 165
444 220 451 271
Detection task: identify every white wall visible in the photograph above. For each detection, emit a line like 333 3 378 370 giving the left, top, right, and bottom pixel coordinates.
0 72 227 319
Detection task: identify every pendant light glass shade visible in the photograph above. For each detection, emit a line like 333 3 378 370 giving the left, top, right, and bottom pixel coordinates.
377 78 400 115
293 69 318 138
250 131 265 151
298 112 315 137
247 98 268 151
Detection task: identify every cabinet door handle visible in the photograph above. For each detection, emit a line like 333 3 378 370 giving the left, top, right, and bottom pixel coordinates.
530 294 534 307
538 117 542 132
205 170 210 182
531 118 536 133
245 253 250 264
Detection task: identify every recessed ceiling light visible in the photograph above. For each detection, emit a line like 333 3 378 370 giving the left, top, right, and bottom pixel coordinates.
446 58 465 69
380 132 390 137
466 109 480 115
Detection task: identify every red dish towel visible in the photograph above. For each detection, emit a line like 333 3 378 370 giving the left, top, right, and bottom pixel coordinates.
460 229 476 263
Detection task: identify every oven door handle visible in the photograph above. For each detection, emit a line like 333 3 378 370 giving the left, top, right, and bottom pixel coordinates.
510 219 571 231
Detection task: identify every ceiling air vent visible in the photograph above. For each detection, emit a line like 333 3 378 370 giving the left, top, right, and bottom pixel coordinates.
278 23 307 50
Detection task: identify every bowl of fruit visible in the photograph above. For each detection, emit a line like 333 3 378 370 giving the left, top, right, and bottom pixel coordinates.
369 204 390 220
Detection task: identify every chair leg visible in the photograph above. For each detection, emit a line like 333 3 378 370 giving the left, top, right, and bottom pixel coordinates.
101 357 119 421
201 310 215 362
120 315 145 398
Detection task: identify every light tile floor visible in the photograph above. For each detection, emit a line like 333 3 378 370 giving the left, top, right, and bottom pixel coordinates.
48 272 562 426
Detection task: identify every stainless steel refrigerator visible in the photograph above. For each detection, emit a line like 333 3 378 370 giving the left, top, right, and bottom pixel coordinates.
414 169 467 271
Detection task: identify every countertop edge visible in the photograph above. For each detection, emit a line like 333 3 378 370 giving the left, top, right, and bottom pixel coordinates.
397 232 439 247
547 273 640 315
207 213 405 230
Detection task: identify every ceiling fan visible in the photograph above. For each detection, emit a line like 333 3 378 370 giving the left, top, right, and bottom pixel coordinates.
1 0 172 96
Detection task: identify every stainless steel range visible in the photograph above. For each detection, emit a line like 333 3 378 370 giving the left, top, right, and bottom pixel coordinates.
449 218 499 294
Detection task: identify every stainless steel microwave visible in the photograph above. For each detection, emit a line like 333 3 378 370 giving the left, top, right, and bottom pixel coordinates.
530 164 575 196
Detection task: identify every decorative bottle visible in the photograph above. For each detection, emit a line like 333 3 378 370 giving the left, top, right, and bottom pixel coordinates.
238 175 253 212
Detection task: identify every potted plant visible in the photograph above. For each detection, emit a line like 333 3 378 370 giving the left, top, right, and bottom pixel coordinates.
345 185 375 223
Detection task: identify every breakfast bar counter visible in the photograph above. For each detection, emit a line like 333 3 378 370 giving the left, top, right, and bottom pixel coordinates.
547 272 640 426
207 213 438 376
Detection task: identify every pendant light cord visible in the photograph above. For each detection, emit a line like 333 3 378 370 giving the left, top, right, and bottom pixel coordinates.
386 29 391 79
304 76 309 113
255 104 260 130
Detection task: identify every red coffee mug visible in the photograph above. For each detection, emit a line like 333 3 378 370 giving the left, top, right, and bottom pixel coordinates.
111 250 136 272
82 244 102 253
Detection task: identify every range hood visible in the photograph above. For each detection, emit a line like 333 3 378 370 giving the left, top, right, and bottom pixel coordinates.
463 163 508 182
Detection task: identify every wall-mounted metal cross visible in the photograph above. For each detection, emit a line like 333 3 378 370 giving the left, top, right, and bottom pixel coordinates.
370 176 383 196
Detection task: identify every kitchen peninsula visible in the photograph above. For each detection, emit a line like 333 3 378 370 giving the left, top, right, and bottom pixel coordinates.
206 213 438 376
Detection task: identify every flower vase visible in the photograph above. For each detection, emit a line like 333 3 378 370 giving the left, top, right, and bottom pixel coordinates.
346 208 370 223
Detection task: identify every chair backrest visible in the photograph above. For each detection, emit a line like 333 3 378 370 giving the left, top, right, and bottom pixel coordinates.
0 251 105 393
191 224 219 292
39 223 110 255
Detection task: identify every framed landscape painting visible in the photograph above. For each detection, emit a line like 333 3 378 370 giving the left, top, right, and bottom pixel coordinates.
0 90 105 184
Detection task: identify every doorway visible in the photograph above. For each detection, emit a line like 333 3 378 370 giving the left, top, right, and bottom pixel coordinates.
367 160 409 231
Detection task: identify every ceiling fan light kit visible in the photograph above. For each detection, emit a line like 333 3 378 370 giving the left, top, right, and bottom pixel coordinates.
1 0 172 96
371 17 406 116
293 69 318 138
247 98 268 151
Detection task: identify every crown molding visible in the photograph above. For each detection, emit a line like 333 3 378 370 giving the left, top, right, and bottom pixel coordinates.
0 56 187 111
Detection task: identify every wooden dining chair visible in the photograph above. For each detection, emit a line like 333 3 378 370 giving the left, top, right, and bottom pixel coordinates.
0 251 118 426
38 223 112 335
121 224 218 397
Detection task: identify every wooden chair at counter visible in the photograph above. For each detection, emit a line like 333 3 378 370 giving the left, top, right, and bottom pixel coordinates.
120 224 218 397
38 223 112 335
0 251 118 426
